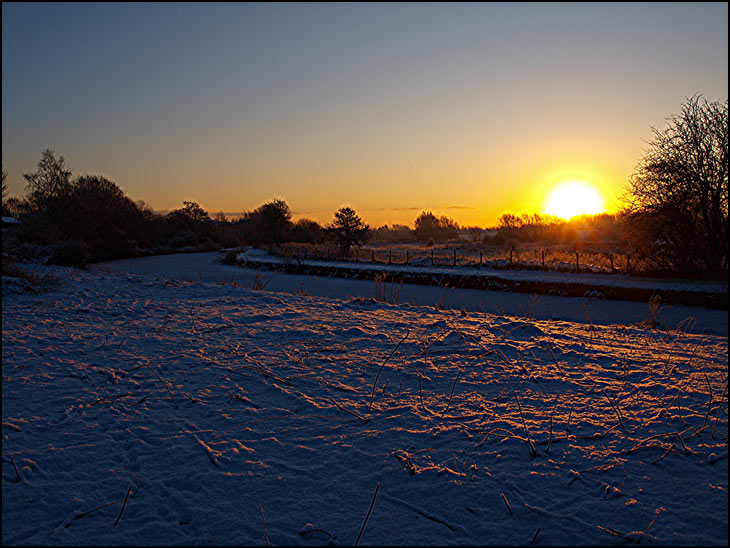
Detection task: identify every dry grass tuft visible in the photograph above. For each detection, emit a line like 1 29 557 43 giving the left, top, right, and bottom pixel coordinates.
2 258 65 293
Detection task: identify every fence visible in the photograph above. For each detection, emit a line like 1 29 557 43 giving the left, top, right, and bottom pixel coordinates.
269 243 633 275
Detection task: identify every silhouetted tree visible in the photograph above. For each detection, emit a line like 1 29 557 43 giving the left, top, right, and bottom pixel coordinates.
1 168 8 216
23 149 73 210
260 199 292 245
497 213 520 231
291 217 326 244
169 201 211 224
328 206 370 256
371 224 415 242
414 211 440 240
59 175 147 261
3 196 31 218
414 211 459 241
622 95 728 276
237 200 292 245
164 201 213 249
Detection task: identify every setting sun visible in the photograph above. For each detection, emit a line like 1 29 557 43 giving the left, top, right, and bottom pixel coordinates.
543 180 605 219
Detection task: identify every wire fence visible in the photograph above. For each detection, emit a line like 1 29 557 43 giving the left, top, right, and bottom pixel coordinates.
268 242 635 275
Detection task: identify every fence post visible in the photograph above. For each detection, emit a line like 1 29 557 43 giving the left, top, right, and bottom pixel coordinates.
406 250 409 265
541 250 545 268
431 249 434 266
609 253 614 272
372 249 375 263
626 254 631 274
509 247 513 265
479 251 483 268
576 251 580 272
453 249 456 267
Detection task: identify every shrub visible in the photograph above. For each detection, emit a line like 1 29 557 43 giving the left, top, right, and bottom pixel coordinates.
291 218 326 244
2 256 64 293
220 249 240 266
414 211 459 241
49 239 89 267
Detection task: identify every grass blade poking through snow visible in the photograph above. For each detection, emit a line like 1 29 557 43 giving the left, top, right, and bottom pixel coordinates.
599 389 626 432
355 482 380 546
10 456 21 483
330 397 370 423
500 492 513 515
113 485 133 527
259 503 269 546
142 361 179 409
514 391 537 458
369 329 409 411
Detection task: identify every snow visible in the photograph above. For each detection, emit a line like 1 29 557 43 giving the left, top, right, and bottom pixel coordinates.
98 251 728 336
235 248 728 295
3 253 728 546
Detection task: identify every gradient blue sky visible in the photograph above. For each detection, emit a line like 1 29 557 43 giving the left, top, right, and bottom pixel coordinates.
2 2 728 226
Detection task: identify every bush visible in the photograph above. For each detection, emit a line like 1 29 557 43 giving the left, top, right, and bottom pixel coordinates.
291 218 326 244
220 249 240 266
49 239 89 267
414 211 459 241
487 233 506 246
2 256 64 293
371 224 415 242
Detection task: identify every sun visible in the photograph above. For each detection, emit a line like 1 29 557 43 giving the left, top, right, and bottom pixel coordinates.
543 180 605 219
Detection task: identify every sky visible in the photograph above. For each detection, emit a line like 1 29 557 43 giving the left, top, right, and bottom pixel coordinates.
2 2 728 227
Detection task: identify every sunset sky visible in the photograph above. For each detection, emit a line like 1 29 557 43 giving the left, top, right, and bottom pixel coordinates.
2 2 728 227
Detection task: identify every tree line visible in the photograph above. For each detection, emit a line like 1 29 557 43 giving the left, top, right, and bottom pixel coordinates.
1 155 374 266
3 95 726 277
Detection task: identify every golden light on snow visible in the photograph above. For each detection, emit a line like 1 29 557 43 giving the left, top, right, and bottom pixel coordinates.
543 180 605 219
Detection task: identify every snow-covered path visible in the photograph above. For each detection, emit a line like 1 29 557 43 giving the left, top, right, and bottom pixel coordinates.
2 263 727 545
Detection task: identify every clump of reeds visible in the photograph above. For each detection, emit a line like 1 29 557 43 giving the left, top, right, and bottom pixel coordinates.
373 273 401 304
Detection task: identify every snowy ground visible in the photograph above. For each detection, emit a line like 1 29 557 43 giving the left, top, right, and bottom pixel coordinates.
235 247 728 296
98 252 727 337
2 255 728 545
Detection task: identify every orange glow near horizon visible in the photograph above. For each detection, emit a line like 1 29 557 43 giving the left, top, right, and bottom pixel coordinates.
542 180 606 219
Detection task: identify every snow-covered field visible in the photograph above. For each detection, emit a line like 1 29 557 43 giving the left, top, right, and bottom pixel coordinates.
3 254 728 545
99 252 728 336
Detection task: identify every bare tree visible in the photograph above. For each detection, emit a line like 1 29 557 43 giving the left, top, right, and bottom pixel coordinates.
23 149 73 209
622 95 728 276
1 168 7 215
